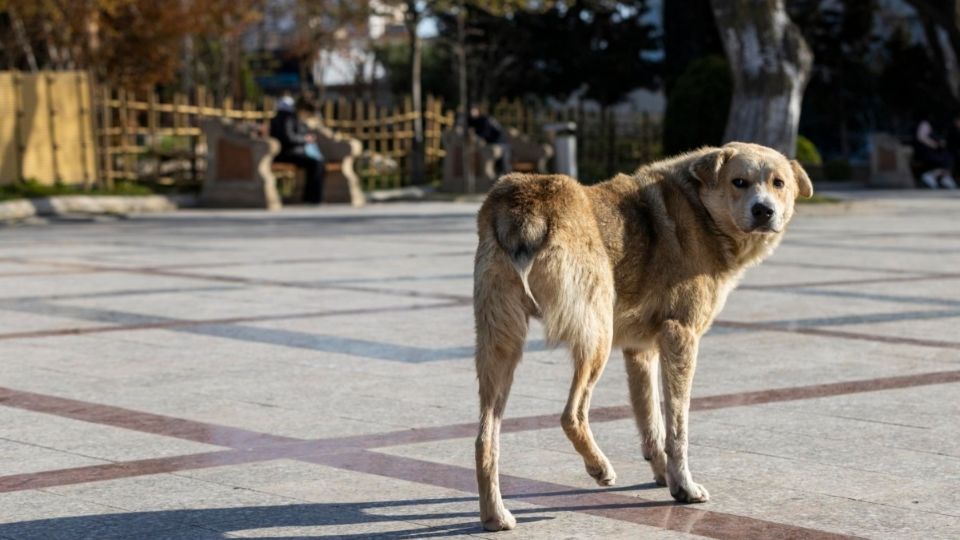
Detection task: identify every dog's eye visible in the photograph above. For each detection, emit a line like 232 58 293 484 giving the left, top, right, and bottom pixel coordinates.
731 178 749 188
773 178 785 189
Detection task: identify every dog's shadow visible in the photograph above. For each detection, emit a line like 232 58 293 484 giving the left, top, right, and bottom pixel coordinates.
0 484 668 539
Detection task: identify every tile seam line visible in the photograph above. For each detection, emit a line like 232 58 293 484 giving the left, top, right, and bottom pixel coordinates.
0 368 958 494
714 320 960 350
0 300 465 341
0 447 861 540
0 310 955 351
10 256 960 303
311 448 862 540
2 370 959 454
0 257 474 302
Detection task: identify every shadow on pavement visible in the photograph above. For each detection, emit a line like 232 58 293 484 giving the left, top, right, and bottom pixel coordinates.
0 484 668 539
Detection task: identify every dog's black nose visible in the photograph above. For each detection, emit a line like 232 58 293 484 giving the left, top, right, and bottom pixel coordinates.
751 203 774 223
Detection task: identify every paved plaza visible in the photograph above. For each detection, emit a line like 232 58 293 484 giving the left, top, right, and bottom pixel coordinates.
0 195 959 539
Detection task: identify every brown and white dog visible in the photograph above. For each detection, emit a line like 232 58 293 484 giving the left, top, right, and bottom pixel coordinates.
472 142 813 531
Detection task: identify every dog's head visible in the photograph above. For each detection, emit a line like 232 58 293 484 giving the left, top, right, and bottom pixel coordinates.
689 141 813 237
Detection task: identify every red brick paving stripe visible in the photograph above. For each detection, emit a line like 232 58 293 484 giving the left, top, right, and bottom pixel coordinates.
149 250 478 270
0 449 262 493
0 370 954 535
715 320 960 350
15 257 476 303
0 387 300 448
740 272 960 291
762 260 927 276
313 449 859 540
0 269 101 278
14 254 960 306
3 366 959 469
0 439 368 494
0 301 463 341
346 368 960 450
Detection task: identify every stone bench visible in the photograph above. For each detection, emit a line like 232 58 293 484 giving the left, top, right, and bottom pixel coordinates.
200 117 365 209
199 119 282 210
440 127 554 192
869 132 915 189
440 127 503 193
506 128 553 174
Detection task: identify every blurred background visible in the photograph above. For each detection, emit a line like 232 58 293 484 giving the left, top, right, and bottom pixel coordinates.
0 0 956 195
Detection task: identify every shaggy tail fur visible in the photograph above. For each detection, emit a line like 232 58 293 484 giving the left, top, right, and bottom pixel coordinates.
493 205 549 313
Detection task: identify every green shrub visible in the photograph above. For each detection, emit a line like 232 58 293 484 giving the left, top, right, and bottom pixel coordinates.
662 56 732 155
795 135 823 166
823 159 853 181
0 179 153 202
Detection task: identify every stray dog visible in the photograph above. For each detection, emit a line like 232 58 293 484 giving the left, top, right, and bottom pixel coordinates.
473 142 813 531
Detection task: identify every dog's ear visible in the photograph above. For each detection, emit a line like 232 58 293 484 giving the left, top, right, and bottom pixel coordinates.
689 148 735 187
790 159 814 198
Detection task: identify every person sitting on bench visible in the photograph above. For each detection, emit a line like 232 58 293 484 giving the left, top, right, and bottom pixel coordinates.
270 96 327 203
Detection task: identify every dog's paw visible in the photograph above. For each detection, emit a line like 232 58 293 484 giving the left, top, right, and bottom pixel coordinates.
644 450 668 487
481 509 517 532
586 460 617 486
653 472 667 487
670 481 710 503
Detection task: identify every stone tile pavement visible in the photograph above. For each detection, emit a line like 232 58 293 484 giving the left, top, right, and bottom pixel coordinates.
0 195 959 539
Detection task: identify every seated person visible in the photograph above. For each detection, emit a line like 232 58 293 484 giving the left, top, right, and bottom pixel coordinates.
468 106 510 174
270 96 327 203
913 114 956 189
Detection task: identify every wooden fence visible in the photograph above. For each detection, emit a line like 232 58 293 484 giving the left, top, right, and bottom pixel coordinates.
319 96 455 190
0 71 97 186
95 86 275 188
95 88 455 190
2 70 662 192
491 99 662 183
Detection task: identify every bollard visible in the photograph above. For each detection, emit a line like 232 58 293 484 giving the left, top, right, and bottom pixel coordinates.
543 122 577 178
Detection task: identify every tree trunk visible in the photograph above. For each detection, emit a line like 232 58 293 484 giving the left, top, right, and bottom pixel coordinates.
406 0 425 184
9 7 39 72
910 1 960 101
456 3 474 193
710 0 812 157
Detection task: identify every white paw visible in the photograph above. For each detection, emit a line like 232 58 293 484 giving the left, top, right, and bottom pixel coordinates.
586 460 617 486
481 508 517 531
670 480 710 503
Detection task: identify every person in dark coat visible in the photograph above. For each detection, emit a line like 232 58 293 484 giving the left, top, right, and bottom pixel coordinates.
270 97 327 203
946 111 960 182
468 106 510 174
913 113 956 189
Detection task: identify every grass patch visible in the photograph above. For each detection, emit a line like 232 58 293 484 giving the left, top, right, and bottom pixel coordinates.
798 193 843 204
0 180 154 202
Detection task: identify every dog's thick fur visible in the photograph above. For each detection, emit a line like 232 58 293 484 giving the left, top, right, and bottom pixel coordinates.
473 142 813 531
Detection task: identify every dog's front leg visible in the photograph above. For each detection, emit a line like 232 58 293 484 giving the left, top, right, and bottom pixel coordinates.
624 348 667 486
657 320 709 503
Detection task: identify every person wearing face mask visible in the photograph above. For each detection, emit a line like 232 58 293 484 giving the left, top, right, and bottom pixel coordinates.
913 112 956 189
270 96 327 204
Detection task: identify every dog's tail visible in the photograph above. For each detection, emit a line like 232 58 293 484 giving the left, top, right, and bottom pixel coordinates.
491 197 550 313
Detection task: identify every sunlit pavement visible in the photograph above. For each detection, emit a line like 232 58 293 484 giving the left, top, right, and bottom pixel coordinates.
0 196 958 539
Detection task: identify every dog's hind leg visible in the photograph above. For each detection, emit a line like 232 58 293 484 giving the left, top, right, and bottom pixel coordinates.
624 348 668 487
562 326 616 486
474 274 528 532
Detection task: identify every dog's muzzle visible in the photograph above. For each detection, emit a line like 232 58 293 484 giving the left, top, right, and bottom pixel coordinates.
749 203 779 232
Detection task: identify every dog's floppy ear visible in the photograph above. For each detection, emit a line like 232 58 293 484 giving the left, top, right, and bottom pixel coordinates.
689 147 735 187
790 159 814 198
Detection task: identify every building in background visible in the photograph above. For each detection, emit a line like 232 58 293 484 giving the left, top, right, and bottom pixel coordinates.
241 0 403 101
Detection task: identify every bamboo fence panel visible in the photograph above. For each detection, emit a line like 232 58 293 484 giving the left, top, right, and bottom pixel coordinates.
0 70 97 186
95 85 276 186
95 86 658 190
